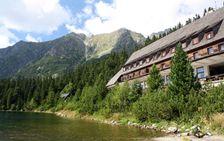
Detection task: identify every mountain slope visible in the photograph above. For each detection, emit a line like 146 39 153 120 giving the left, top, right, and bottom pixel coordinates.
85 28 145 58
0 41 51 79
16 33 86 78
0 28 145 79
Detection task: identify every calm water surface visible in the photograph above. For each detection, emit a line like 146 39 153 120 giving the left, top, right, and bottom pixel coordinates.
0 112 163 141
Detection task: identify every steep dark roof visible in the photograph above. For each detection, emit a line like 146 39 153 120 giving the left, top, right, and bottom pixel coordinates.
125 7 224 65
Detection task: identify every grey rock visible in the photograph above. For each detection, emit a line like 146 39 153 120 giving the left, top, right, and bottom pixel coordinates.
167 127 178 133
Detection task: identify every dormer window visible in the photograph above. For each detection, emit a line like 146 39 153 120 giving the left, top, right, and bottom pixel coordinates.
192 37 199 45
133 63 137 68
153 54 159 60
139 60 143 66
162 50 167 57
146 57 150 63
171 47 175 53
123 67 126 72
206 31 213 40
182 42 187 48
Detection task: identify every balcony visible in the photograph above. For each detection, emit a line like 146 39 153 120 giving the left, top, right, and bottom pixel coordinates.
204 74 224 86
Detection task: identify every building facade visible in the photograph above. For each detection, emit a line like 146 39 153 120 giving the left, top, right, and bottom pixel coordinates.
107 7 224 88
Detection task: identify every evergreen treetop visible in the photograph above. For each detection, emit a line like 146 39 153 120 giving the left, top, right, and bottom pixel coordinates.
147 64 163 92
168 43 199 96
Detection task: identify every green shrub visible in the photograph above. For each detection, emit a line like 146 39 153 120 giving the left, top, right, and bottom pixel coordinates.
77 86 99 114
104 82 130 113
202 83 224 116
133 90 173 122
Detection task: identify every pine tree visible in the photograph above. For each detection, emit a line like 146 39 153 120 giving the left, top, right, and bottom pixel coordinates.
203 8 207 16
185 18 192 25
208 7 214 12
177 22 183 29
145 36 151 46
46 86 55 107
147 64 163 92
168 43 199 97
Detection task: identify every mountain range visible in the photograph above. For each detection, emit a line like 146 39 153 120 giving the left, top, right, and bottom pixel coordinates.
0 28 145 79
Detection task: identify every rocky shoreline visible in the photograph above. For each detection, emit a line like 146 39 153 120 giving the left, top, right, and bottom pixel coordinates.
53 110 224 141
1 110 224 141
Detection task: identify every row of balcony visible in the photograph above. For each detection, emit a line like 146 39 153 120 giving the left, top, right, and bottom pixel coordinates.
121 42 224 82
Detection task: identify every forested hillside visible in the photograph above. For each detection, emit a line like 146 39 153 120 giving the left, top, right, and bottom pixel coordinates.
0 51 128 110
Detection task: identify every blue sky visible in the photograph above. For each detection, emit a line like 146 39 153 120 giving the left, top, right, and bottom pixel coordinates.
0 0 223 48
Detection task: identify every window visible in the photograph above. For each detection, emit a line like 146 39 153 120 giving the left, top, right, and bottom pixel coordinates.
139 60 143 66
206 32 213 40
192 37 199 45
163 75 170 85
162 50 167 57
219 43 224 51
129 73 134 79
171 47 175 53
166 76 171 84
140 82 146 89
207 47 214 54
153 54 159 60
140 69 146 75
164 63 169 69
123 67 126 71
193 52 200 59
133 63 137 68
146 57 150 63
121 76 126 81
134 71 140 77
146 68 149 73
196 67 205 79
161 63 165 69
182 42 187 48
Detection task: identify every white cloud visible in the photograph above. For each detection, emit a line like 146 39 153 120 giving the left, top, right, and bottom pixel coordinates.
95 1 115 20
85 0 95 4
83 6 93 15
78 0 224 36
65 24 89 35
0 0 72 34
0 26 18 48
25 34 41 42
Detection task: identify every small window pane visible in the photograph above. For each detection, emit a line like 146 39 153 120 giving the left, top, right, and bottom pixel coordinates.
171 48 175 53
207 47 214 54
193 52 200 59
192 37 199 45
220 44 224 51
197 67 204 73
206 32 213 40
196 67 204 78
182 43 187 48
146 57 150 63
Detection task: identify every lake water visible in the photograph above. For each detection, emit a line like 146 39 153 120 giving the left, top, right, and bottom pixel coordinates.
0 112 163 141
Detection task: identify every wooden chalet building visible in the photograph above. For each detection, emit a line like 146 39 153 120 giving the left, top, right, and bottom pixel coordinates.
107 7 224 88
